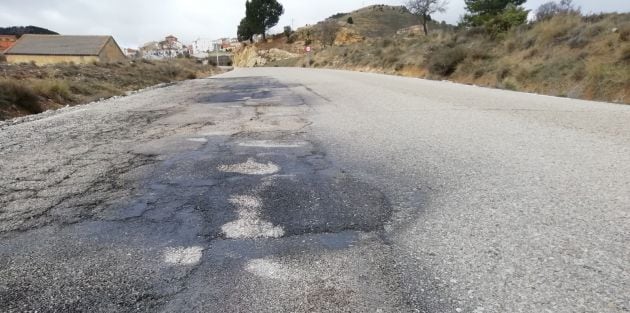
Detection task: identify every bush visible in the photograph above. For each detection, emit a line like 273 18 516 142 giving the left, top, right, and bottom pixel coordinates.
283 26 292 39
567 33 589 48
536 0 581 21
485 5 529 38
496 65 511 81
427 46 467 76
329 12 346 19
0 80 42 114
320 21 341 46
347 17 354 24
31 80 72 102
620 46 630 63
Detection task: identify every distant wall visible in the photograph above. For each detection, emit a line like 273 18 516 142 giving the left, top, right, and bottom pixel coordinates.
99 38 126 63
6 54 100 65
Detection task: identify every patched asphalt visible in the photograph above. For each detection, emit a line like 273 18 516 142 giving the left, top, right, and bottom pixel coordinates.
2 68 629 313
1 73 406 312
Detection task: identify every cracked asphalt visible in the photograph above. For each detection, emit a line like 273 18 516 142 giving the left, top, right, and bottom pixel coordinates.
1 68 629 312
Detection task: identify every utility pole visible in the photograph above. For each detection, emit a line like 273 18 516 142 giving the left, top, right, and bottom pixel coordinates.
215 40 220 66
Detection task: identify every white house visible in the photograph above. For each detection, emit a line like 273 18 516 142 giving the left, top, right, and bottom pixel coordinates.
140 35 189 60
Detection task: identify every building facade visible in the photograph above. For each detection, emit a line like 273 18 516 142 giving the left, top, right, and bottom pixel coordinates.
140 35 190 59
4 35 126 65
0 35 17 52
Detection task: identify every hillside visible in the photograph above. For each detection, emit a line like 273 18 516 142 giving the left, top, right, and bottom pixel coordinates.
0 26 58 37
327 5 425 38
235 5 630 104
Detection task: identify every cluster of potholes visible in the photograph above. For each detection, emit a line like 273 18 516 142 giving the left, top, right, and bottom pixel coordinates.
0 78 399 311
149 131 393 246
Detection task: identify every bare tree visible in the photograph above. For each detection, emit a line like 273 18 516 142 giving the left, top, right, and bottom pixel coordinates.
405 0 449 35
535 0 580 21
320 21 341 47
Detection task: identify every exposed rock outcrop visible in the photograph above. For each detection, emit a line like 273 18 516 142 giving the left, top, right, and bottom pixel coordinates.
334 28 364 45
234 46 298 67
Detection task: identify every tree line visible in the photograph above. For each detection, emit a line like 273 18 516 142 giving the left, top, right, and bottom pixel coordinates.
406 0 580 36
236 0 582 42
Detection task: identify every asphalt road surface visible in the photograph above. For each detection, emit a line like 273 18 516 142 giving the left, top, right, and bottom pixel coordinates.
1 68 628 313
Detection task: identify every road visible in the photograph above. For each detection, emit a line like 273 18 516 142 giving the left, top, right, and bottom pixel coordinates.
1 68 628 312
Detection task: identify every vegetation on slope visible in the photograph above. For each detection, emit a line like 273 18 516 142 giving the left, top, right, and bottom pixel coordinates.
254 4 629 104
0 59 219 120
0 26 58 37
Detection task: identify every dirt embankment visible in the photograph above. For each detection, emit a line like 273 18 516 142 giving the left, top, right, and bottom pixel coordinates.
234 45 299 67
236 10 630 104
0 59 221 120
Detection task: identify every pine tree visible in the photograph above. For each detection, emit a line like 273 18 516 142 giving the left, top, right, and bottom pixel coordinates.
240 0 284 40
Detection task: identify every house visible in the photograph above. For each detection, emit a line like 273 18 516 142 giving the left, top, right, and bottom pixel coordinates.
0 35 17 52
140 35 189 60
4 35 126 65
123 48 139 58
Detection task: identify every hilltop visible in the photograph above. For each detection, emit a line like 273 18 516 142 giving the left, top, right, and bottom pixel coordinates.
0 26 58 37
326 5 433 38
235 5 630 104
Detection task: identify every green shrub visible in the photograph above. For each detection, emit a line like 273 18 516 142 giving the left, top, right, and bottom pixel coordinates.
0 80 42 114
347 17 354 24
427 46 468 76
484 5 529 38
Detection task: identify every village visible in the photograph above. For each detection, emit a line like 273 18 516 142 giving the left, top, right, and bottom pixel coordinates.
0 32 242 65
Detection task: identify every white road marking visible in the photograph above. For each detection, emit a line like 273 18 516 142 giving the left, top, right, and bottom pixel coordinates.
221 194 285 239
237 140 308 148
187 138 208 143
229 195 262 209
245 258 298 281
217 158 280 175
221 218 285 239
163 246 203 265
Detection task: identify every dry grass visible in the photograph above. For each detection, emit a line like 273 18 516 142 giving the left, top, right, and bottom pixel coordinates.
0 59 219 120
0 79 42 114
279 12 630 104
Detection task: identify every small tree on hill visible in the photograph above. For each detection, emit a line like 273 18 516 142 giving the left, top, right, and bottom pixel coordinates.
536 0 580 21
405 0 449 35
462 0 526 27
283 26 292 39
347 17 354 24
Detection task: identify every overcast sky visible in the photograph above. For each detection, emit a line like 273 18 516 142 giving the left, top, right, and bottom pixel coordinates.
1 0 628 48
